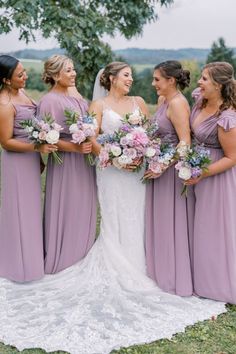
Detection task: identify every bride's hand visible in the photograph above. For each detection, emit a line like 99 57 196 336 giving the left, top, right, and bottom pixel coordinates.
143 170 162 179
124 157 143 171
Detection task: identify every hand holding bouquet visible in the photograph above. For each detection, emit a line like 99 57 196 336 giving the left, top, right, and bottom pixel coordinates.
175 142 211 196
97 109 149 171
64 108 98 165
20 113 63 164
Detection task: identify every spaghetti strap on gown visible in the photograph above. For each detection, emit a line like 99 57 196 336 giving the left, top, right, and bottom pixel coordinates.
0 103 44 282
0 106 226 354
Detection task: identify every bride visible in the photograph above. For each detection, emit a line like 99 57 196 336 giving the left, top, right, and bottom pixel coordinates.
0 62 225 354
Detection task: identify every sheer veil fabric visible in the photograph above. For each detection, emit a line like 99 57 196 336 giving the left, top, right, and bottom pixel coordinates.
0 71 226 354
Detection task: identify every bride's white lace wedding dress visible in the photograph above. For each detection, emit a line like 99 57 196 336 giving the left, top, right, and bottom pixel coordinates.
0 108 225 354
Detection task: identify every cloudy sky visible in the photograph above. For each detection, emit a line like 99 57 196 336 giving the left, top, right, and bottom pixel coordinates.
0 0 235 52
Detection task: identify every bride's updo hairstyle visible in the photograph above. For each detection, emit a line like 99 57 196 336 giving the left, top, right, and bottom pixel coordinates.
155 60 190 90
100 61 130 91
0 55 19 90
42 54 73 86
202 61 236 113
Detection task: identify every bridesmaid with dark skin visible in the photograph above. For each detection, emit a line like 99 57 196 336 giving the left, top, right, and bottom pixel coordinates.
185 62 236 304
0 55 56 282
38 54 97 274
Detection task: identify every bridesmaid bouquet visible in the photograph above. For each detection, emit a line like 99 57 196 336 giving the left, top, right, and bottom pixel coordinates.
175 142 211 196
64 108 98 165
20 114 63 164
145 141 176 174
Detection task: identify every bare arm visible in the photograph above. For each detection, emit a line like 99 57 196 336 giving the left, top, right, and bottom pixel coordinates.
88 100 103 156
185 126 236 185
135 96 149 117
168 98 191 145
0 104 54 153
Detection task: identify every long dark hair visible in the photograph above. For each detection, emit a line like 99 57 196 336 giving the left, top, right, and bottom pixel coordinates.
0 55 19 90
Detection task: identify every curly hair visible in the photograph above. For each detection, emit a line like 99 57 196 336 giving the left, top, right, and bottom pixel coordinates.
100 61 130 91
154 60 190 90
201 62 236 114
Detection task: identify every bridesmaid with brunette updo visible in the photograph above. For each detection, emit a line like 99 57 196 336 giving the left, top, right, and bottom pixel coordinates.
38 55 97 274
0 55 56 282
145 60 194 296
186 62 236 304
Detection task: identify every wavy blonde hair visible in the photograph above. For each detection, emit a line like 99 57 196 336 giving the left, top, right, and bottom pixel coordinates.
42 55 73 86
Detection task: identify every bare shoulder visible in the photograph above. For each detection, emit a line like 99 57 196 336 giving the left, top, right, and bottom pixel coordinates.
169 94 190 112
0 99 14 121
133 96 146 105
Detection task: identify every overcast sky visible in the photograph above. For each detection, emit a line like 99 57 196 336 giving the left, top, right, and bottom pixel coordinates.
0 0 235 52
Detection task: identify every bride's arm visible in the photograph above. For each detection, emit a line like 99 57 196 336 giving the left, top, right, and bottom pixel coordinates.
88 100 103 156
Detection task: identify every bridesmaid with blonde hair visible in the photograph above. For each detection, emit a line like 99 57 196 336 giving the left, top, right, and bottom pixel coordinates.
38 54 97 274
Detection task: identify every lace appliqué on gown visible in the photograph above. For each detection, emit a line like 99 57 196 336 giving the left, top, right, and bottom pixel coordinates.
0 109 226 354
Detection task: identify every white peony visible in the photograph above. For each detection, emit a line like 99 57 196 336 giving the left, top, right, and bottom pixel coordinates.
178 166 192 180
145 147 156 158
110 145 122 157
45 130 60 144
69 124 79 134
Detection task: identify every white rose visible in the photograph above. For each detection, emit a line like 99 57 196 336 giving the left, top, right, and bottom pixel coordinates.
112 157 123 169
32 131 39 139
110 146 122 157
118 154 133 166
69 123 79 134
46 130 60 144
178 166 192 180
128 112 142 125
145 147 156 158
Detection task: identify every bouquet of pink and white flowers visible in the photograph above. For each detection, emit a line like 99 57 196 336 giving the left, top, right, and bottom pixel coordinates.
64 108 98 165
145 140 176 174
175 142 211 196
97 110 150 171
20 113 63 164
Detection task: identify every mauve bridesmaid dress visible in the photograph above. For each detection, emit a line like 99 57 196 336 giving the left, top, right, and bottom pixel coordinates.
145 97 194 296
190 97 236 304
0 103 44 282
37 92 97 274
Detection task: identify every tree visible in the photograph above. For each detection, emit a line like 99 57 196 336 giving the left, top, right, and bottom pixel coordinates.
0 0 173 98
206 37 236 71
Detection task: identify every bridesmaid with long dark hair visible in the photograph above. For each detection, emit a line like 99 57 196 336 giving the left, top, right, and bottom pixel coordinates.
38 55 97 274
145 60 194 296
185 61 236 303
0 55 56 282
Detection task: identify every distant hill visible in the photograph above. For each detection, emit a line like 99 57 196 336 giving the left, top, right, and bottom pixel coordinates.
4 47 236 64
5 48 65 60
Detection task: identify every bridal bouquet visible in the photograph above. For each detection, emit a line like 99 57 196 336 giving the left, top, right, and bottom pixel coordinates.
64 108 98 165
20 113 63 164
97 110 150 171
175 142 211 196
